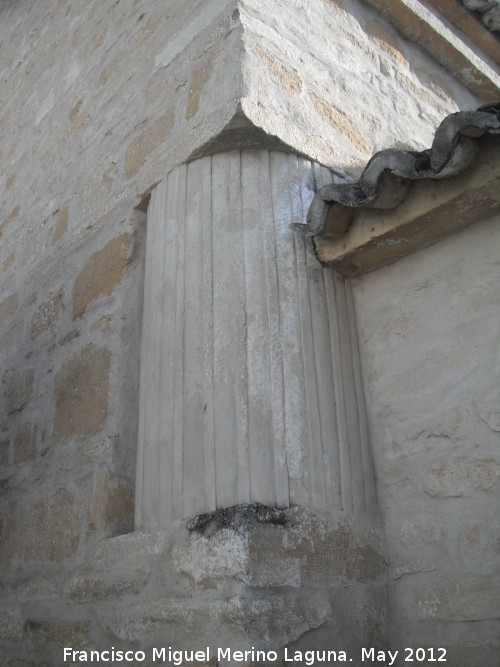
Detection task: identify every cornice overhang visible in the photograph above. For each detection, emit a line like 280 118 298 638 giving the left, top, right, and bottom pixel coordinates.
297 103 500 276
363 0 500 101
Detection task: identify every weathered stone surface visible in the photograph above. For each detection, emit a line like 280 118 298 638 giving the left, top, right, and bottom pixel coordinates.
365 18 408 66
124 110 174 177
3 253 15 272
400 511 443 545
53 344 110 440
0 608 23 640
31 289 64 338
309 93 371 154
2 369 34 415
94 530 169 566
174 530 249 584
0 205 20 237
0 292 18 321
52 207 68 245
353 214 500 652
258 48 302 94
1 488 82 567
424 457 500 497
414 576 500 621
0 438 9 466
1 576 59 603
65 566 150 602
25 619 90 650
0 321 23 360
248 526 301 587
0 0 495 660
13 420 37 463
88 470 134 533
97 595 247 644
72 234 130 319
186 56 215 120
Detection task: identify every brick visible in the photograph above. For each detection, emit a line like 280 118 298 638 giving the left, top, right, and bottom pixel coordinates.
1 488 82 567
72 234 130 319
54 344 110 440
13 421 37 463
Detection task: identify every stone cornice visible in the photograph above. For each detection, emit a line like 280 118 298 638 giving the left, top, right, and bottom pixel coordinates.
363 0 500 101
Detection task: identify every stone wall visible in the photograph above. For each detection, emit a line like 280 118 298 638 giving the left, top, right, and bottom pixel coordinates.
0 0 490 663
352 214 500 666
1 509 388 666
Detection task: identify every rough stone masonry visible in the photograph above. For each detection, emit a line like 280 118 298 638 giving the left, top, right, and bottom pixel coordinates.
0 0 498 665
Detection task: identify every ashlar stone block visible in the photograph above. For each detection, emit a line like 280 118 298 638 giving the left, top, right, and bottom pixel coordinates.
53 344 110 441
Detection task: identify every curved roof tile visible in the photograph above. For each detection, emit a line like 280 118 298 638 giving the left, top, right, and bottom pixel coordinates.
297 103 500 240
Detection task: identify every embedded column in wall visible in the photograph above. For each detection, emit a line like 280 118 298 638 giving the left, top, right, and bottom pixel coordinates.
135 150 376 530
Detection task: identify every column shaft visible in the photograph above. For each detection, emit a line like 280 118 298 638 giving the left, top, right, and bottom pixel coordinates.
135 150 375 529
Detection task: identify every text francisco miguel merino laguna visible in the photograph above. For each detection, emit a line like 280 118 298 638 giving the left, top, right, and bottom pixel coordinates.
63 645 439 665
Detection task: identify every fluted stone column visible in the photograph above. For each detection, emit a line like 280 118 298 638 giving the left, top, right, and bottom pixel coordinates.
135 150 376 530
